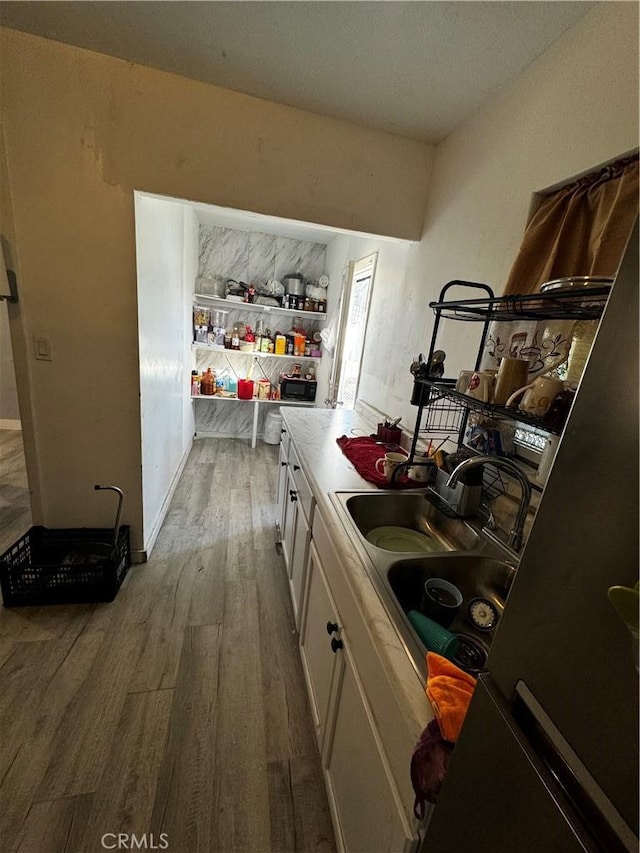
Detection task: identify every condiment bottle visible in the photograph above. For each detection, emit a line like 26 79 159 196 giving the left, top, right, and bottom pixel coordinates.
231 324 240 350
200 367 216 395
191 371 200 396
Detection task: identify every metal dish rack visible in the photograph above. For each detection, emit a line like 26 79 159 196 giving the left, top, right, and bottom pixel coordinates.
407 279 611 501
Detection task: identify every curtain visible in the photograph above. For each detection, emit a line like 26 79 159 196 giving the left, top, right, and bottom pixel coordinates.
504 154 639 295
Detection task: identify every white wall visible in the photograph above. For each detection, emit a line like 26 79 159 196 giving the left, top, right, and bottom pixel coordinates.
324 233 415 425
135 194 195 551
0 300 19 423
359 2 639 416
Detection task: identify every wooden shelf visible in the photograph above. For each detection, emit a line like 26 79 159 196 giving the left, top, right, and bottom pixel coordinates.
193 293 328 321
191 343 320 360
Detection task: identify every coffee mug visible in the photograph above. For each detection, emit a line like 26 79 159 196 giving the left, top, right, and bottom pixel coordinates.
506 375 564 417
375 452 406 481
493 357 530 405
456 370 475 393
421 578 463 629
466 370 494 403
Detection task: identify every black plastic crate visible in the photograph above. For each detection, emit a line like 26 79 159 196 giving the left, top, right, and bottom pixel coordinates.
0 525 131 607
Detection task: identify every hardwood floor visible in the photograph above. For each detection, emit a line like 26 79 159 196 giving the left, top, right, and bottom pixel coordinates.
0 429 32 555
0 438 336 853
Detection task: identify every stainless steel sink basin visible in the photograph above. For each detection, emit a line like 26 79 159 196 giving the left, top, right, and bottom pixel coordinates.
329 489 519 679
387 554 515 664
344 491 480 553
387 554 514 616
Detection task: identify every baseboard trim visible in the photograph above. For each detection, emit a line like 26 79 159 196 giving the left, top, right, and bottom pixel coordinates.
143 437 193 559
0 419 21 430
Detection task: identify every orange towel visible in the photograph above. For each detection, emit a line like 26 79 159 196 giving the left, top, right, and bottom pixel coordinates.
425 651 477 743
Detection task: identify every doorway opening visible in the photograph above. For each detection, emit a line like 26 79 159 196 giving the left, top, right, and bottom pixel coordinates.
330 253 378 410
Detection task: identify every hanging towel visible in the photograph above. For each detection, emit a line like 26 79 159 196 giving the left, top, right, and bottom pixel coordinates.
410 718 453 818
425 651 477 743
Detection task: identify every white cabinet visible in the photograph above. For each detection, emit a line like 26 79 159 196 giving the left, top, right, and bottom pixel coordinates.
301 509 418 853
299 541 343 739
290 502 310 626
324 642 416 853
276 441 289 537
280 466 297 572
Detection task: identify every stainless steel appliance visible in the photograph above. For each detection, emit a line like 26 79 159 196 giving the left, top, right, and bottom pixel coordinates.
283 273 305 296
280 376 317 401
421 224 639 852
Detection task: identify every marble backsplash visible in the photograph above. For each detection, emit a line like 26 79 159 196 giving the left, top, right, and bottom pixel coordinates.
199 224 327 286
193 394 316 439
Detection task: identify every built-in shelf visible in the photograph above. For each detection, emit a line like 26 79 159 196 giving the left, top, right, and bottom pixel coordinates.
192 394 316 448
191 396 312 405
193 293 328 321
192 343 320 360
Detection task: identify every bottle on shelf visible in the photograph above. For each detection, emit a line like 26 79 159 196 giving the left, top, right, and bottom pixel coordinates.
191 371 200 396
200 367 216 396
231 324 240 350
275 334 286 355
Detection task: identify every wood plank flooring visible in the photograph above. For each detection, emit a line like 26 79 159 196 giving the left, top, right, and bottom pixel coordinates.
0 437 336 853
0 429 32 555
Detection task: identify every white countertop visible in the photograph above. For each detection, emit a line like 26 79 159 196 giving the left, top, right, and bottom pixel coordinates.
281 406 433 738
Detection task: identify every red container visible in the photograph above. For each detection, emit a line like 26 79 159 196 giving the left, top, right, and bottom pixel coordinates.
238 379 254 400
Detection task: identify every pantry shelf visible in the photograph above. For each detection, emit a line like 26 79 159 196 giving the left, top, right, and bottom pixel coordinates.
191 344 321 360
193 293 328 321
191 395 315 449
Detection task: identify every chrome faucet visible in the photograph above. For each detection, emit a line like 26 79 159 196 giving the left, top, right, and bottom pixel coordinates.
446 456 532 551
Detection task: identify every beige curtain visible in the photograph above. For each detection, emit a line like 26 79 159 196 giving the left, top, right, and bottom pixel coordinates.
504 155 639 295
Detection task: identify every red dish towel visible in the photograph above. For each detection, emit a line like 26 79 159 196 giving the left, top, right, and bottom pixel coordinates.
336 435 418 489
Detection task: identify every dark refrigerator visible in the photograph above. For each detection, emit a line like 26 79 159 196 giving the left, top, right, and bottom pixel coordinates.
421 225 639 852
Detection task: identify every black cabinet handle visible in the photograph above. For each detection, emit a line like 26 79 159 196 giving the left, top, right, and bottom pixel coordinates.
281 428 287 434
289 490 298 502
281 461 287 467
326 621 339 635
331 637 344 654
293 464 300 471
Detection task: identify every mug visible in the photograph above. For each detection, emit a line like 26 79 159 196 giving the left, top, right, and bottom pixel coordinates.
375 452 406 481
493 357 530 405
466 370 494 403
421 578 463 629
506 375 564 417
456 370 475 393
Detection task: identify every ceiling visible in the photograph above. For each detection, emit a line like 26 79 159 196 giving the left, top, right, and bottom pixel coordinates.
0 1 597 143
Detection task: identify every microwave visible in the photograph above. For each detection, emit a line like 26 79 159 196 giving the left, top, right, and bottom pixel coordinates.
280 377 317 402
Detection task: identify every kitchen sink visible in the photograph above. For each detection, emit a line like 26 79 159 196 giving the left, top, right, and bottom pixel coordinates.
344 491 480 553
330 490 518 679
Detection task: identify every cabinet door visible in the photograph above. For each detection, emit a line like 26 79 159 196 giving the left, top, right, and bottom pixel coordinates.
324 640 416 853
290 505 310 628
276 441 289 537
281 468 297 574
299 542 343 742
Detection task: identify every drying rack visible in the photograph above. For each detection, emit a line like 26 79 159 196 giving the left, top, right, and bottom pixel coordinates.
406 279 611 498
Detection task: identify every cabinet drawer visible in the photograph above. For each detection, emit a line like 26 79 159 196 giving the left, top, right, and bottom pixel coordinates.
289 443 314 524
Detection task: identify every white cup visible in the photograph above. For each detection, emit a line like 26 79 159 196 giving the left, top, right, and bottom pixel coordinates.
466 370 494 403
506 376 564 417
375 452 406 481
